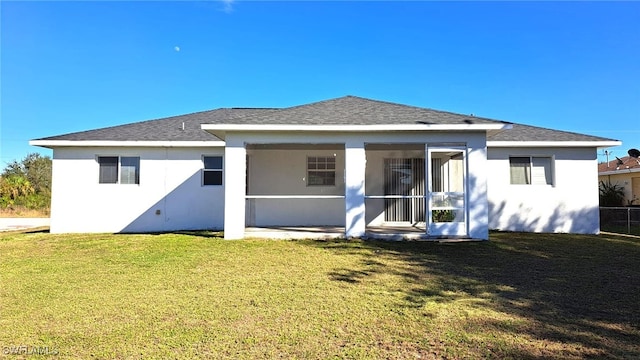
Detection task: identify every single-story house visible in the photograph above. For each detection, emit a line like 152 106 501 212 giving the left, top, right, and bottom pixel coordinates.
30 96 619 239
598 155 640 206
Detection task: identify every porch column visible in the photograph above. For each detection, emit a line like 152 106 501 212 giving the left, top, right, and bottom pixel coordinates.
467 139 489 240
345 140 366 238
224 140 246 240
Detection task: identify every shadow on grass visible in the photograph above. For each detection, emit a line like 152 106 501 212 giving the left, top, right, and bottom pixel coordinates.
303 232 640 359
130 230 224 238
24 227 50 234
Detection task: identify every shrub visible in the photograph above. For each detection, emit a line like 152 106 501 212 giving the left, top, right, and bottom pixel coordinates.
599 181 625 207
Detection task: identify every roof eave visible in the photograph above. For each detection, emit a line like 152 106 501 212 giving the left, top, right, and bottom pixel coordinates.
29 140 226 148
487 140 621 148
599 167 640 176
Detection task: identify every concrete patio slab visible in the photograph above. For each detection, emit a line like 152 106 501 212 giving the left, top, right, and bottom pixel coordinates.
0 218 50 232
244 225 480 241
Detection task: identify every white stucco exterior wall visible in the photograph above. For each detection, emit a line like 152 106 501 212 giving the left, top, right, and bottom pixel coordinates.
47 131 493 238
49 146 225 233
487 147 600 234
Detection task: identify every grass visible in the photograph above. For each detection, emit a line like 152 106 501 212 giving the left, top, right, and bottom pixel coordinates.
601 224 640 236
1 231 639 359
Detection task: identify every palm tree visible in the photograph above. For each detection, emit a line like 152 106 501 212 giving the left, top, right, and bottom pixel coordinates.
0 175 34 204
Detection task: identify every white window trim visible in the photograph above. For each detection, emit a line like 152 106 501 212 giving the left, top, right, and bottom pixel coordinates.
306 155 337 187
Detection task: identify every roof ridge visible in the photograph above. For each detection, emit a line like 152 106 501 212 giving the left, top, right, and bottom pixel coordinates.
278 95 355 110
231 107 279 110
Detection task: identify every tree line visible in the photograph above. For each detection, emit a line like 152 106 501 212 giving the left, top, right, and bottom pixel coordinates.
0 153 52 214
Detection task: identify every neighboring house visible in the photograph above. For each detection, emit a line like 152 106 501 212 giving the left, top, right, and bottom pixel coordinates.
598 156 640 205
30 96 619 239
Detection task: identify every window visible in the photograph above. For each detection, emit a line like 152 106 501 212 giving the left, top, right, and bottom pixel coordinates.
98 157 118 184
203 156 223 186
120 157 140 184
307 156 335 186
98 156 140 184
509 156 552 185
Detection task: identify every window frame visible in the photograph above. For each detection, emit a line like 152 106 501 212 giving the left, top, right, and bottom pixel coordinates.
509 155 554 186
202 155 223 186
307 156 336 187
98 156 140 185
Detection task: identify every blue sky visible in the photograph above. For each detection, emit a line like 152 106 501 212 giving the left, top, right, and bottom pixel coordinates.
1 1 638 166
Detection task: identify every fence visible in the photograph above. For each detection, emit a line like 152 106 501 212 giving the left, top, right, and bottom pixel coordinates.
600 207 640 235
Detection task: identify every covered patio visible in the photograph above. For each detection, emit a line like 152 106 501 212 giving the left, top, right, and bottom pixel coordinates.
209 130 490 240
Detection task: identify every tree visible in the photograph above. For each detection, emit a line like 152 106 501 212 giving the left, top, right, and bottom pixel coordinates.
0 153 51 212
0 175 34 203
2 153 52 196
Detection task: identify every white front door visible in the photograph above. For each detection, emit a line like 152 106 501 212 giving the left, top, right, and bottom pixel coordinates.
427 147 467 236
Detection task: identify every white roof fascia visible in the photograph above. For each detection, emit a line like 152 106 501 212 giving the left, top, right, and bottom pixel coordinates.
202 124 510 132
487 140 622 148
29 140 225 148
203 123 512 140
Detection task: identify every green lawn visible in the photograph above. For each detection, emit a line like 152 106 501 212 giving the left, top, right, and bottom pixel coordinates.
1 231 638 359
601 224 640 236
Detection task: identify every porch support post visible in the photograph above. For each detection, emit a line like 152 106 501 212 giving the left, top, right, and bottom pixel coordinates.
467 138 489 240
224 138 246 240
345 140 366 238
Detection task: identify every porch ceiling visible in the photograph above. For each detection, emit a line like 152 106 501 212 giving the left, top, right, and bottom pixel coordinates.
247 143 443 150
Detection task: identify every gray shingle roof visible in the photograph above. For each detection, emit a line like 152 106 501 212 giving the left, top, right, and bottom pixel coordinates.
207 95 501 125
487 123 613 142
34 95 617 143
36 108 278 141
